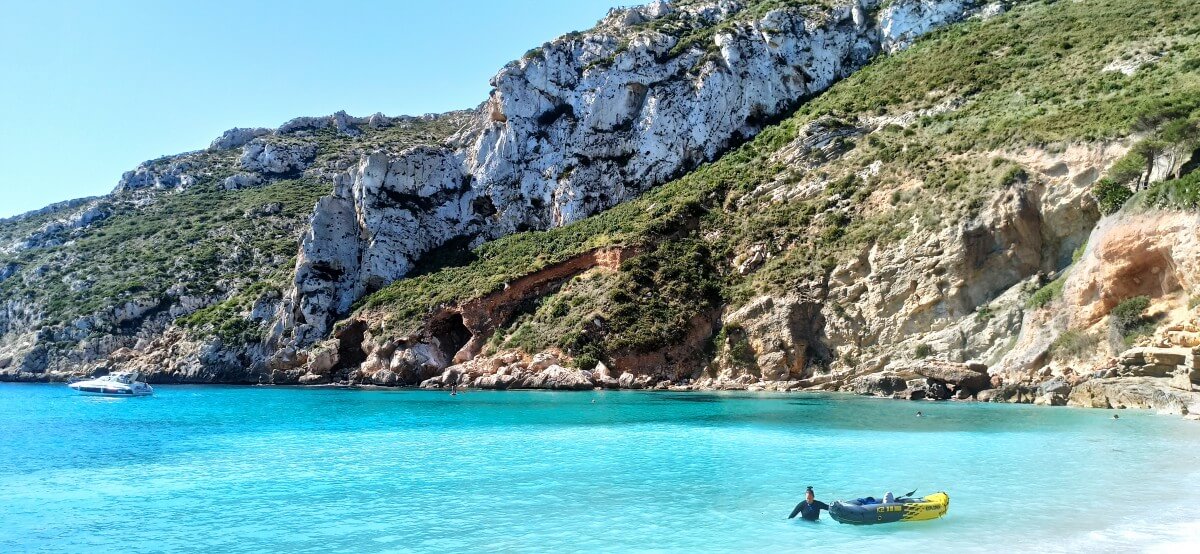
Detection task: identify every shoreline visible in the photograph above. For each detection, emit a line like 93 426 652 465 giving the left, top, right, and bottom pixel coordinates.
7 374 1197 420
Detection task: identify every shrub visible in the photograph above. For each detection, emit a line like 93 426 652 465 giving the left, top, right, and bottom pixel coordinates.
914 343 932 359
573 353 599 372
1108 145 1152 185
998 166 1028 187
721 324 757 367
1142 171 1200 210
1111 295 1151 332
1092 178 1134 215
1027 275 1066 309
1050 330 1101 359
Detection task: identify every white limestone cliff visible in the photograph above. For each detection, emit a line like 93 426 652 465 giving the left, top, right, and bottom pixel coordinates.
277 0 982 347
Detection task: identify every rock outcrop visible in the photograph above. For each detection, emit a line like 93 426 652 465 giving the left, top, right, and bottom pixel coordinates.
238 140 318 175
1061 213 1200 328
209 127 271 151
1068 377 1200 414
276 0 982 346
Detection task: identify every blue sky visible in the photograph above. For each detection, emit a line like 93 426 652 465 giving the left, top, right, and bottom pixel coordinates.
0 0 620 218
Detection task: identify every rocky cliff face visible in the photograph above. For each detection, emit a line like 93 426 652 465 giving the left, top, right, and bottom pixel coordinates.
276 0 982 348
0 111 469 381
1 0 985 385
293 0 1200 417
7 0 1200 422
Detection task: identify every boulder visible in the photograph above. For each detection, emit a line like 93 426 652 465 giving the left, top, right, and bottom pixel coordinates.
926 381 953 400
270 368 305 384
307 343 339 375
1143 348 1188 367
1166 331 1200 348
1118 347 1146 366
965 361 988 373
1169 372 1194 392
277 115 331 134
529 352 560 371
369 369 399 386
239 139 317 175
223 173 264 190
367 112 391 129
474 374 516 390
1067 377 1197 414
1037 377 1072 396
1033 392 1067 406
906 360 990 392
519 365 593 390
1131 364 1175 378
988 383 1035 403
298 373 329 385
332 110 362 136
209 127 271 150
848 373 909 396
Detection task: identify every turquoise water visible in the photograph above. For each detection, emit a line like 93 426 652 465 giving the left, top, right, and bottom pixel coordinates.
2 384 1198 553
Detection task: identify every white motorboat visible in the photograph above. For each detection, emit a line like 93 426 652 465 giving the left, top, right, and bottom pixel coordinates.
68 371 154 396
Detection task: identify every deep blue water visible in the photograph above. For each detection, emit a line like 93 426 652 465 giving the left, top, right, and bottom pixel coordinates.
1 384 1198 552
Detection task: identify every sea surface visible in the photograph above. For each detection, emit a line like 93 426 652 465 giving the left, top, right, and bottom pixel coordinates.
1 384 1198 553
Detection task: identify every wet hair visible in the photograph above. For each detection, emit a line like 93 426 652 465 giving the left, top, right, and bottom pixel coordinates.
806 486 814 494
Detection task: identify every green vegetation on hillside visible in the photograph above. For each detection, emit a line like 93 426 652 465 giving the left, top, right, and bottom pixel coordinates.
0 113 468 346
0 178 327 335
1027 274 1067 309
357 0 1200 368
1094 118 1200 214
1111 295 1155 344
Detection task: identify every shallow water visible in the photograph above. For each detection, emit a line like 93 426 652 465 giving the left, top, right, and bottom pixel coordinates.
1 384 1197 553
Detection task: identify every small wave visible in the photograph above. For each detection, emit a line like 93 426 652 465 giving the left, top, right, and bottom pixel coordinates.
1062 507 1200 552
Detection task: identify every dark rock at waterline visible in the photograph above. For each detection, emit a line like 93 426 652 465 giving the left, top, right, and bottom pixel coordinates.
986 383 1036 403
926 381 953 400
1037 377 1072 396
906 360 991 392
849 374 908 396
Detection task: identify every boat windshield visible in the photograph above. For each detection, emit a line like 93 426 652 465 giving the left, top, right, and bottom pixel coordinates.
95 373 134 384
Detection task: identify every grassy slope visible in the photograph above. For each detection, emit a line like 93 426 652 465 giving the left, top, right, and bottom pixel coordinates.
359 0 1200 367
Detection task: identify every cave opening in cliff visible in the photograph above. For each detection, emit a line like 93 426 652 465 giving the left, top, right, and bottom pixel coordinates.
430 313 472 361
333 320 368 371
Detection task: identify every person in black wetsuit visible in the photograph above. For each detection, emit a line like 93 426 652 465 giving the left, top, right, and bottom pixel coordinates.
788 486 830 521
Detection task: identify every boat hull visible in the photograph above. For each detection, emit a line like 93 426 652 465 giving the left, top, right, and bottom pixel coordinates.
69 383 154 397
829 492 949 525
72 388 153 397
